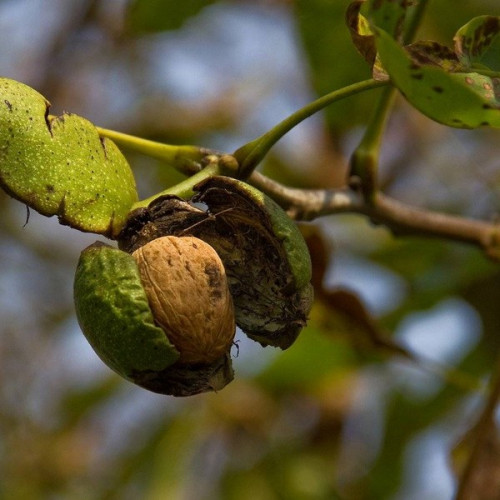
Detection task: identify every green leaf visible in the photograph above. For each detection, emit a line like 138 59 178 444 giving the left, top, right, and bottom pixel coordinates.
454 16 500 71
127 0 216 33
0 78 138 237
375 28 500 128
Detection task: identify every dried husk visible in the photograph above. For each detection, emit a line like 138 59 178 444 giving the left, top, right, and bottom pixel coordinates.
119 176 313 349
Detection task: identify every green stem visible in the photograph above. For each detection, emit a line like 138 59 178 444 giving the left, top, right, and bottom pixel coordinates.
349 0 430 201
132 162 220 210
233 79 387 179
96 126 215 176
349 86 395 199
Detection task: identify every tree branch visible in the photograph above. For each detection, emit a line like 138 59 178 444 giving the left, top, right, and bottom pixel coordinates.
93 124 500 259
249 171 363 218
249 172 500 260
370 194 498 252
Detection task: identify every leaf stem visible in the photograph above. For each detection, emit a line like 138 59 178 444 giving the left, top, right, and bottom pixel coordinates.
96 126 216 176
131 162 221 210
403 0 430 45
349 86 395 200
233 79 387 178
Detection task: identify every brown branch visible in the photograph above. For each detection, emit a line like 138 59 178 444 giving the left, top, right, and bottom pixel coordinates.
249 171 364 218
248 171 500 260
369 194 498 252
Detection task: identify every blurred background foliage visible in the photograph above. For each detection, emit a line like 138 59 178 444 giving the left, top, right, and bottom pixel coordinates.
1 0 500 499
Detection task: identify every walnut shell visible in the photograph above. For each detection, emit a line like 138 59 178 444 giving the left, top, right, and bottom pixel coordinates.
132 235 235 365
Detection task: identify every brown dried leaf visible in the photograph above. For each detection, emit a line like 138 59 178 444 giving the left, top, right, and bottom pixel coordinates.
405 40 463 71
346 1 377 67
303 227 410 358
453 358 500 500
453 416 500 500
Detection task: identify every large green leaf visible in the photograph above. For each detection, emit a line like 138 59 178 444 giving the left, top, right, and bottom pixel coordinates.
0 78 138 237
375 28 500 128
127 0 216 33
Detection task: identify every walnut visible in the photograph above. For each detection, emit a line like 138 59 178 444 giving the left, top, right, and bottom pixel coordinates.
74 177 312 396
132 236 235 365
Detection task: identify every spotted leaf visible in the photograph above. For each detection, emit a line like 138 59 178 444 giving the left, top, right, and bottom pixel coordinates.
0 78 138 237
347 0 412 79
375 28 500 128
454 16 500 71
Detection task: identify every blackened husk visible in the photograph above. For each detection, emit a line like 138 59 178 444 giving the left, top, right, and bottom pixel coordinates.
119 178 312 350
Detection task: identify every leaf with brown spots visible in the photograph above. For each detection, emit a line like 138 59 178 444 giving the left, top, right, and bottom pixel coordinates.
0 78 138 237
346 0 412 80
405 40 463 72
454 16 500 71
375 27 500 128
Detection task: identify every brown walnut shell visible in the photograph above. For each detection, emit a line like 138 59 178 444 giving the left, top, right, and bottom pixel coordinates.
132 235 235 365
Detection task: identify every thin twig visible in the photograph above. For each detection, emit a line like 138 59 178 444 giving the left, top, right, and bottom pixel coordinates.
234 79 387 178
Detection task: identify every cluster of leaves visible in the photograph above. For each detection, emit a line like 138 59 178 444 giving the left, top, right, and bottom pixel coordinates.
348 1 500 128
1 0 500 499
